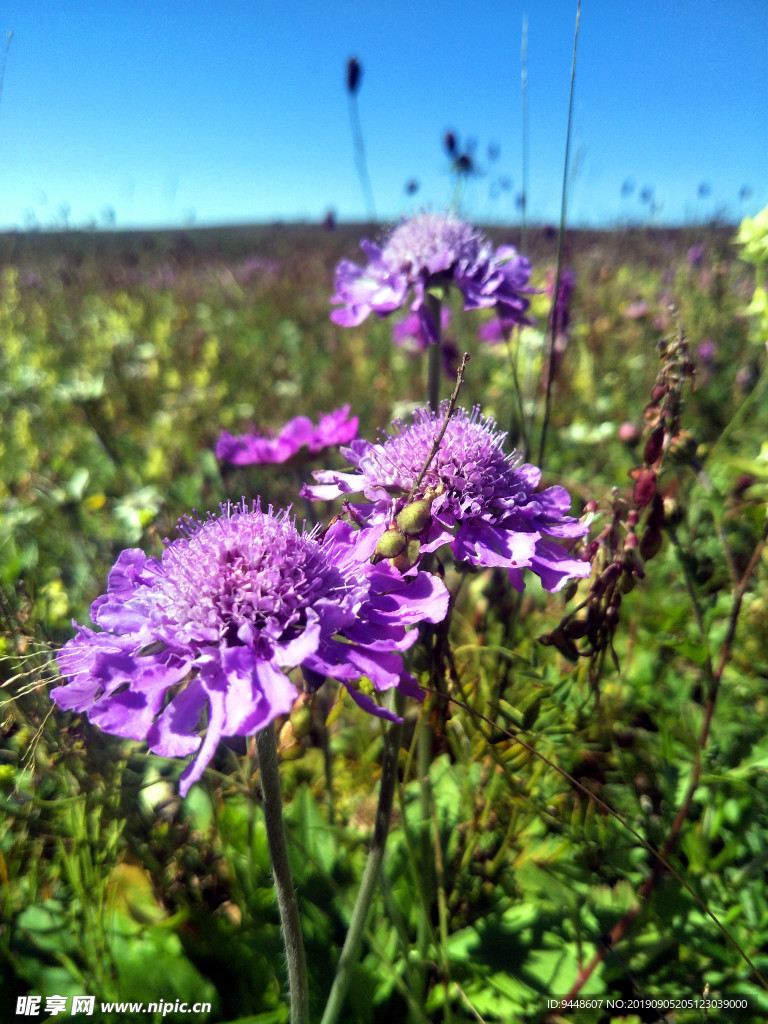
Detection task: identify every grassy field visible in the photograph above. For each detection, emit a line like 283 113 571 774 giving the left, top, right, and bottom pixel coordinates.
2 217 768 1024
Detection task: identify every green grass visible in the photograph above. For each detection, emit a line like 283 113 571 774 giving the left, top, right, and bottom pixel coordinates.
2 220 767 1023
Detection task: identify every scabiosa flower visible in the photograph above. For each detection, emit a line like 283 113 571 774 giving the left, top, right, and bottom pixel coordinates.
51 501 448 796
216 406 358 466
303 403 589 593
331 211 533 343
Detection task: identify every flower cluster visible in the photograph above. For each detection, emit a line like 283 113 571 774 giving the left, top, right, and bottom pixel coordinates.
52 501 448 795
303 403 589 593
216 406 358 466
52 213 591 800
331 212 533 344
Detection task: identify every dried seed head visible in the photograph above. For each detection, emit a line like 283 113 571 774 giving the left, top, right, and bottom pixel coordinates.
346 57 362 94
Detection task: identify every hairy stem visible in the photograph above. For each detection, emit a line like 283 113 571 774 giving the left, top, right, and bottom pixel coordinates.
257 724 309 1024
408 352 470 503
320 693 405 1024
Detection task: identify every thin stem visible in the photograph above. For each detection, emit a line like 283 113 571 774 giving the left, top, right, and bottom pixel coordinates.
413 701 433 1015
504 333 529 458
256 724 309 1024
431 779 453 1023
320 693 405 1024
520 15 529 253
537 0 580 471
348 93 376 221
407 352 470 503
554 517 768 1005
426 292 442 412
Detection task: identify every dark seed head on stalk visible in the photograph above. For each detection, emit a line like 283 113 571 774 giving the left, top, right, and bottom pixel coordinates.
346 57 361 95
539 317 696 693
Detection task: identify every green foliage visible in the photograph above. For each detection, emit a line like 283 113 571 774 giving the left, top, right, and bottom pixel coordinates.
2 222 768 1022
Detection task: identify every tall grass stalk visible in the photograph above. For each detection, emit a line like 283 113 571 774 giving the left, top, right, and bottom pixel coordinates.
347 71 376 222
537 0 580 471
520 15 529 253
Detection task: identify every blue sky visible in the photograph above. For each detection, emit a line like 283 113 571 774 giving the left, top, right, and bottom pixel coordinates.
0 0 765 230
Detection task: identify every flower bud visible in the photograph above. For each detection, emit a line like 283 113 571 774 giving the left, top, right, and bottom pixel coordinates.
618 421 640 445
389 538 422 573
619 571 636 594
643 425 665 467
395 498 434 536
290 699 314 741
372 528 407 562
631 468 657 507
640 525 663 561
279 720 304 759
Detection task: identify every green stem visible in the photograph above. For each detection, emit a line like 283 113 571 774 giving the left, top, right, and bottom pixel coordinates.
426 292 442 412
321 693 405 1024
412 703 433 1015
537 0 580 471
256 724 309 1024
520 14 529 253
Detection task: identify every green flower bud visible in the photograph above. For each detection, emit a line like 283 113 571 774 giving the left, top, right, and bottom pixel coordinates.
290 702 314 741
372 528 407 562
395 498 434 536
389 538 422 573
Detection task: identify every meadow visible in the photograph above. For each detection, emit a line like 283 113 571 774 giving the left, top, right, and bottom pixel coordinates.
2 215 768 1024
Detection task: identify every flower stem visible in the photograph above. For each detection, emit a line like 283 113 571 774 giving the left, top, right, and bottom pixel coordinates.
320 693 405 1024
256 723 309 1024
426 293 442 412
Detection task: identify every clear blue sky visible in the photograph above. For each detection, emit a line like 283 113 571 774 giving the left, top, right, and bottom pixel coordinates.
0 0 765 230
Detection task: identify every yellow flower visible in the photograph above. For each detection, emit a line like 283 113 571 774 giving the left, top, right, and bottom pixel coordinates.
736 205 768 266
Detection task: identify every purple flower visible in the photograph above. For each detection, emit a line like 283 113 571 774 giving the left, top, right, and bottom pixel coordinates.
687 244 705 268
216 406 358 466
303 404 589 593
392 308 452 353
52 501 449 795
331 212 533 343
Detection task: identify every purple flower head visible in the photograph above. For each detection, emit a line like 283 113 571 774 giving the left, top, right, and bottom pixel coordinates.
216 406 358 466
303 404 589 593
52 501 449 796
331 212 533 343
687 244 705 268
